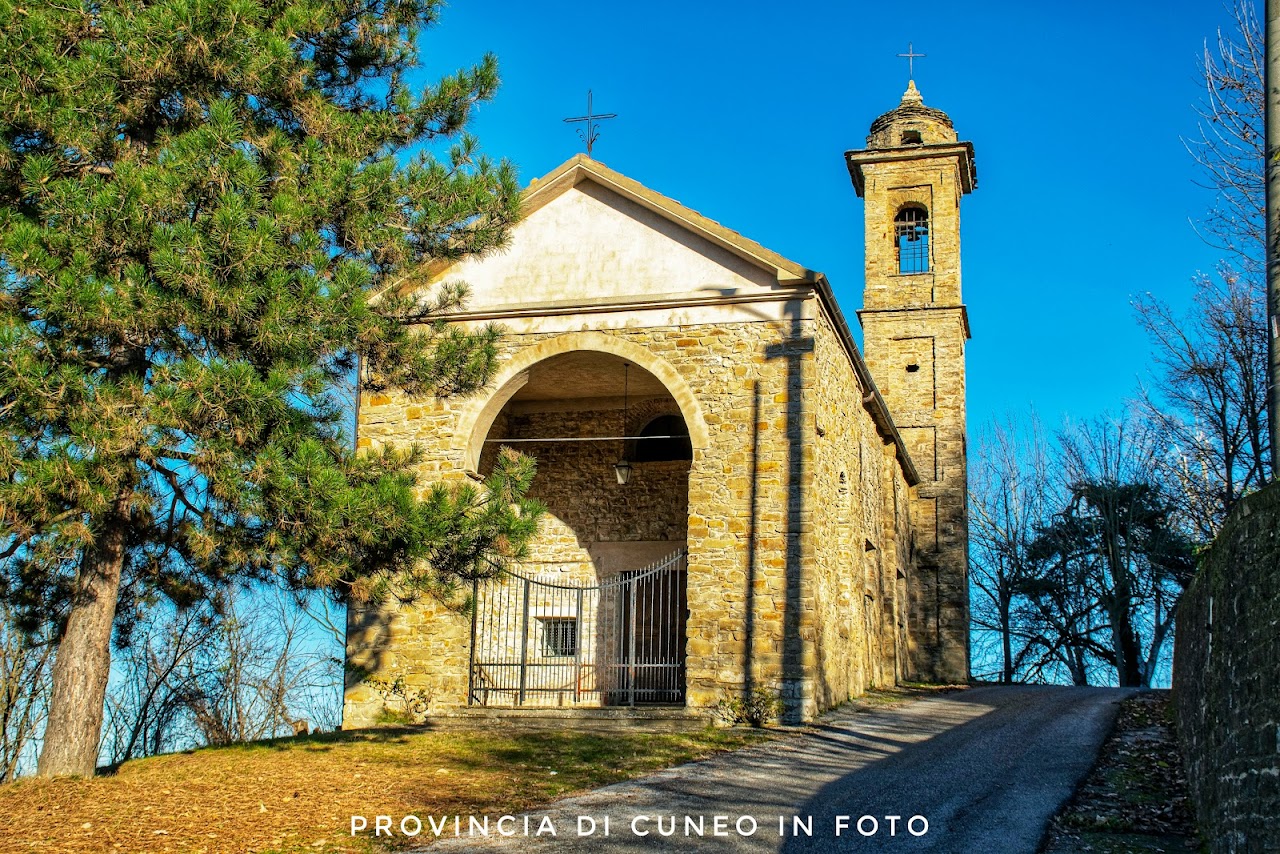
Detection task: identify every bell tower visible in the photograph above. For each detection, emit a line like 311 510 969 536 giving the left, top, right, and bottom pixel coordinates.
846 80 976 683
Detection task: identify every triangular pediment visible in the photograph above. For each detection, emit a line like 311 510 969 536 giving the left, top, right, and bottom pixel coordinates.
419 156 819 315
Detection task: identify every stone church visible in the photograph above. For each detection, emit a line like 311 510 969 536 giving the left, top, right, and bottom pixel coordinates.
344 81 975 725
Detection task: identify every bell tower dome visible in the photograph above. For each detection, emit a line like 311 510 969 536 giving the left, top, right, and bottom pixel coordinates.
846 81 976 684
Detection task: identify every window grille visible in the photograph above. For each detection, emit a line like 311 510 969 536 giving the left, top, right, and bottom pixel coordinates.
540 618 578 657
894 207 930 274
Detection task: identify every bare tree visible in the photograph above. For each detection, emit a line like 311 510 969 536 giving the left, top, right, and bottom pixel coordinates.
100 587 342 765
1188 0 1264 268
1052 415 1196 687
1139 0 1273 517
101 603 220 765
184 590 339 745
0 609 54 780
1018 529 1110 687
971 412 1197 688
969 415 1059 683
274 589 344 734
969 415 1123 686
1134 269 1270 538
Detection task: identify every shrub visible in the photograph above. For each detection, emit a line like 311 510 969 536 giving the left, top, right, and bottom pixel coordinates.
716 688 783 727
368 675 432 725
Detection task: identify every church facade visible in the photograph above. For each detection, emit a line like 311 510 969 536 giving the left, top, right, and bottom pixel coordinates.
343 83 975 725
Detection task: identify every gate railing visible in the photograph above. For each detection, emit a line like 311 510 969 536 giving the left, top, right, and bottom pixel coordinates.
468 549 687 707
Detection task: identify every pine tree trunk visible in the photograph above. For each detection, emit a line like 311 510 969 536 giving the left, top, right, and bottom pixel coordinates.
36 490 130 777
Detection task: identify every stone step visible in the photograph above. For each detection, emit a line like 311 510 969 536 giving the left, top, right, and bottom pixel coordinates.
426 706 713 733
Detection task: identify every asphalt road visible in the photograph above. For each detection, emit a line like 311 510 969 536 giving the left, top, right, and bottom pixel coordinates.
417 685 1134 853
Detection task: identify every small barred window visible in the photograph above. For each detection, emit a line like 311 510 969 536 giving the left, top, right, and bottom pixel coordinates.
540 618 577 657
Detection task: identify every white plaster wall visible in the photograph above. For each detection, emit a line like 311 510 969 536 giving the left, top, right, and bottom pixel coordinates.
439 180 781 310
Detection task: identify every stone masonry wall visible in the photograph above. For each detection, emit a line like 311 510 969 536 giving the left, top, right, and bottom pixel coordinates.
860 307 968 682
478 407 689 576
809 307 911 709
895 462 915 672
348 322 808 723
1174 482 1280 853
856 147 971 684
344 314 918 726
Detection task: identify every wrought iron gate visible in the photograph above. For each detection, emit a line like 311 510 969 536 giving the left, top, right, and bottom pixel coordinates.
468 550 687 707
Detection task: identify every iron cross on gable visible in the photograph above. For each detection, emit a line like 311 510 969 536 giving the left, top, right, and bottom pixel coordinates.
897 42 926 78
563 90 617 157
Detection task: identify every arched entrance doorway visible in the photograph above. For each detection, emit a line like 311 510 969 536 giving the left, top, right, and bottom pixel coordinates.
467 349 693 707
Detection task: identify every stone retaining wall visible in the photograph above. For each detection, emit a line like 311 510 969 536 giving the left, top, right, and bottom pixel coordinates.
1174 482 1280 853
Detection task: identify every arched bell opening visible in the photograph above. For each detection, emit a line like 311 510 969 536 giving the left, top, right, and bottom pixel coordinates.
893 204 930 274
469 349 690 708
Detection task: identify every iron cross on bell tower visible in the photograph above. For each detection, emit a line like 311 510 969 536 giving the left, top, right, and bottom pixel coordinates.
563 90 617 158
897 42 926 79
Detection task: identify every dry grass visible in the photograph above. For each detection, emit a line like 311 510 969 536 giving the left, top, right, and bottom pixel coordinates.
0 724 770 854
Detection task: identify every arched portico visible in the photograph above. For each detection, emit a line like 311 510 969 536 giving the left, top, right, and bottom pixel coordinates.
466 338 699 707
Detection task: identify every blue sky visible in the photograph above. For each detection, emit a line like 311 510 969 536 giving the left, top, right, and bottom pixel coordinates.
418 0 1244 434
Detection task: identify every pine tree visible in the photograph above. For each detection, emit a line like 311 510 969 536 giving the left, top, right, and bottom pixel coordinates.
0 0 541 777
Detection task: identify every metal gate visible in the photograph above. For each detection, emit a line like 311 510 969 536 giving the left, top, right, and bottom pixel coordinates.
468 550 687 707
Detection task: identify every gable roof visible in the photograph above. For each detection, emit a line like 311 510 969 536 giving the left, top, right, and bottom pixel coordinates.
410 154 817 294
511 155 821 288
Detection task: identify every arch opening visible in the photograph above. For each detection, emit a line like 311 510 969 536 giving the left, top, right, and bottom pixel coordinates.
893 205 930 274
471 347 691 708
460 331 708 475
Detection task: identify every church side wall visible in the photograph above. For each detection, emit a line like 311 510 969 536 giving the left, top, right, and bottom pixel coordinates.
891 454 915 679
808 308 914 712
